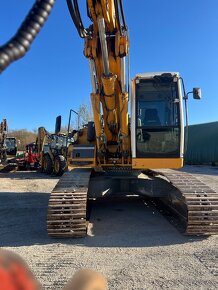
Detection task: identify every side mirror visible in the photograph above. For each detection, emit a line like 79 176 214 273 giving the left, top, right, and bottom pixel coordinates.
193 88 202 100
55 115 62 134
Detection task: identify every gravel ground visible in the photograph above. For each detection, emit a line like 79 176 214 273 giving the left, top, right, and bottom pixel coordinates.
0 166 218 289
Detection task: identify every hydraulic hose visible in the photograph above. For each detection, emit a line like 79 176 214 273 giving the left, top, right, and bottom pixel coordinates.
0 0 55 73
66 0 87 38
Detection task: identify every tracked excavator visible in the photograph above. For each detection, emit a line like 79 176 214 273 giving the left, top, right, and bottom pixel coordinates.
47 0 218 237
1 1 217 236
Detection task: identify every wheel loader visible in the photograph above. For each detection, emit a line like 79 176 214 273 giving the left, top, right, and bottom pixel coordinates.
36 125 67 176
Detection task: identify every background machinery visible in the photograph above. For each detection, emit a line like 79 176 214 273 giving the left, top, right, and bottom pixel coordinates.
0 1 217 237
37 117 72 176
0 119 8 166
16 142 39 170
6 137 17 156
0 119 17 171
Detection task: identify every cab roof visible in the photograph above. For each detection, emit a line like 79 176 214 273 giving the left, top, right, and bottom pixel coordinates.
133 72 180 80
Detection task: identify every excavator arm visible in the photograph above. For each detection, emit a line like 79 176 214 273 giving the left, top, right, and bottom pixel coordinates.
0 119 8 164
67 0 130 165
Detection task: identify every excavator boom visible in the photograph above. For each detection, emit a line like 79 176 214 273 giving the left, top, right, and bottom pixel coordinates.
67 0 130 164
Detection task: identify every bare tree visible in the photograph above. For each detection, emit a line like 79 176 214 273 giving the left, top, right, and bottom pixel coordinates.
78 103 93 128
59 103 94 134
8 129 36 150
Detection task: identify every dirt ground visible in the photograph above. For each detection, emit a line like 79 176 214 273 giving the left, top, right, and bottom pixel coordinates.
0 166 218 289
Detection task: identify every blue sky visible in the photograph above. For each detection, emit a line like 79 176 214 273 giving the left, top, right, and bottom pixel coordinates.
0 0 217 131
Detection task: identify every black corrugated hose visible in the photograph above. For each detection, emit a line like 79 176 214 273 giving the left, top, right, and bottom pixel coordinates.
0 0 55 73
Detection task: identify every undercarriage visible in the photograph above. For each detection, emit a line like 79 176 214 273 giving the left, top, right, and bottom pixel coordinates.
47 168 218 237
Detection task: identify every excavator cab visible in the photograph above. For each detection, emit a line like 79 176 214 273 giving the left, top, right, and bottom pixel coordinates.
131 72 184 169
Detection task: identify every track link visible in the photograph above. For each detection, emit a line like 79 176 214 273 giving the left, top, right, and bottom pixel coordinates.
159 169 218 235
47 168 91 237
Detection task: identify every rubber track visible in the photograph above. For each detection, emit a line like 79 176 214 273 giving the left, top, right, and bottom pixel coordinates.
160 169 218 235
47 168 91 237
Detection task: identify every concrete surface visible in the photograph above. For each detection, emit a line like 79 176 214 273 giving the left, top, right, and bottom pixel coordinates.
0 166 218 289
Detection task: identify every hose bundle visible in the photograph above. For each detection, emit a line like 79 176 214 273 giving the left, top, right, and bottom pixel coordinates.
0 0 55 73
66 0 88 38
66 0 127 37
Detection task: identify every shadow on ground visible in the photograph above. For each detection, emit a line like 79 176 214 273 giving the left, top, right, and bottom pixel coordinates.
180 165 218 176
0 192 205 248
0 171 59 180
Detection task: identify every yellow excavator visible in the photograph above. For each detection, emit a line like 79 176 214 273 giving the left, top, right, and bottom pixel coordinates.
1 1 217 236
47 0 218 237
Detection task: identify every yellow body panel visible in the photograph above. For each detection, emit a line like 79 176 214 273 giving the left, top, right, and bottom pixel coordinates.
132 158 183 169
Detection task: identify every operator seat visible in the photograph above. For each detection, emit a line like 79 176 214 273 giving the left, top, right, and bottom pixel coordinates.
144 109 161 126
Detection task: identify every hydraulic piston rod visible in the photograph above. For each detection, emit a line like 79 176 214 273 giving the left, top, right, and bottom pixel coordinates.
97 18 110 77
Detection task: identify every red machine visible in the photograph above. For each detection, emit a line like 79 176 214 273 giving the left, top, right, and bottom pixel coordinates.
17 143 39 170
